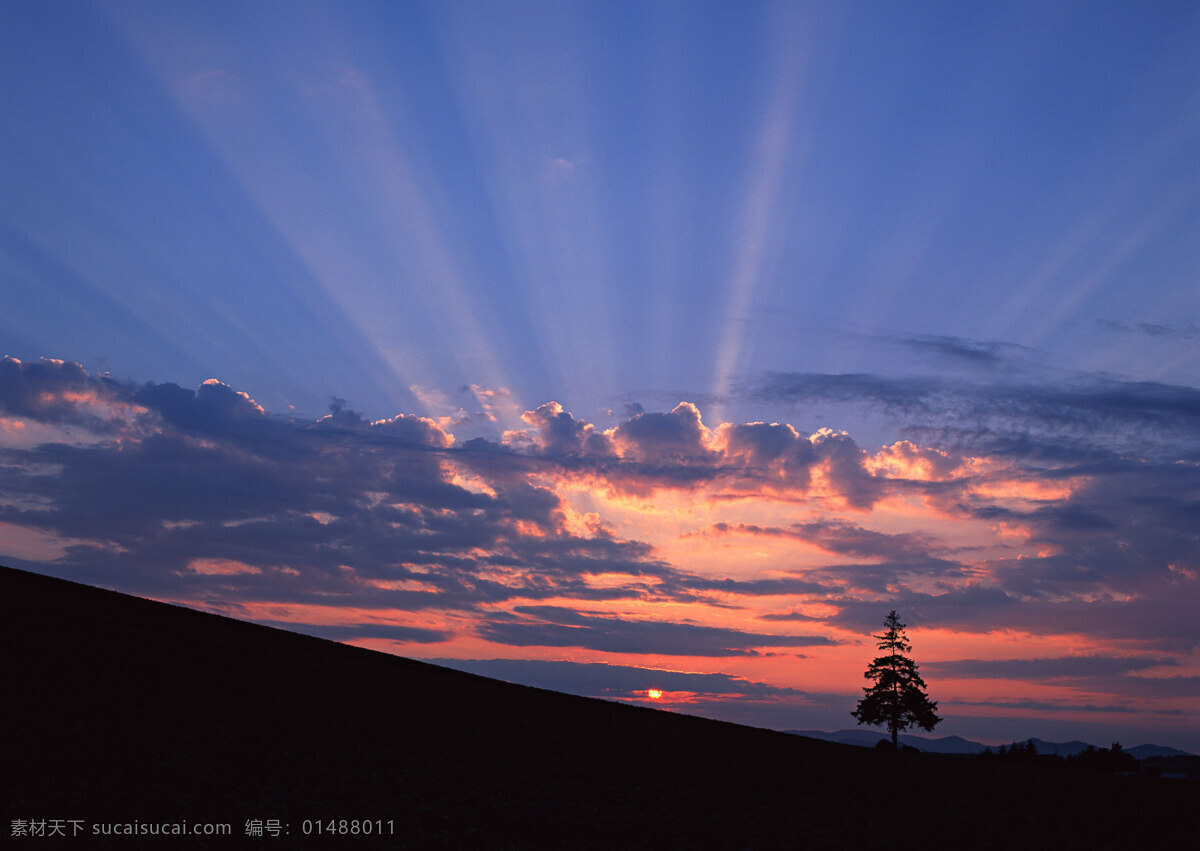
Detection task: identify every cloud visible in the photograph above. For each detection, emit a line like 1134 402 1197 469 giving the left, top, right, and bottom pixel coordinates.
0 357 89 418
1109 676 1200 700
477 605 836 656
610 402 713 464
694 521 970 596
753 372 941 414
508 401 612 457
426 658 808 701
757 609 825 623
1096 319 1200 342
2 354 1198 741
822 587 1023 634
925 655 1177 680
497 400 885 506
751 371 1200 460
714 520 941 563
865 440 960 481
715 421 816 481
0 356 140 432
254 620 450 645
0 362 684 618
680 572 831 598
825 582 1200 652
947 697 1176 716
136 378 266 432
895 334 1026 367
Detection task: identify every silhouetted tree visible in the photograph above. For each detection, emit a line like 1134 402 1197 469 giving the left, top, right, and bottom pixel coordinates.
992 740 1039 763
1067 742 1138 774
851 610 941 748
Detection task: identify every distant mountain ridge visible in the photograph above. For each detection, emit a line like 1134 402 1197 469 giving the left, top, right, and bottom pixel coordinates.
787 729 1195 758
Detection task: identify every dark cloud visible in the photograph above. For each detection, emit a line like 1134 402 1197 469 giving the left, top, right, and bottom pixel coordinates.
681 573 830 598
947 697 1180 716
754 372 941 413
612 402 713 464
516 402 613 458
742 370 1200 637
971 461 1200 600
751 371 1200 460
425 658 807 700
822 587 1022 634
478 605 836 656
717 421 817 485
1096 319 1200 342
812 561 972 595
925 655 1177 680
0 360 691 620
0 356 128 429
716 520 941 563
135 378 266 433
895 334 1025 367
255 620 450 644
1106 676 1200 700
757 609 825 623
825 581 1200 652
809 428 880 508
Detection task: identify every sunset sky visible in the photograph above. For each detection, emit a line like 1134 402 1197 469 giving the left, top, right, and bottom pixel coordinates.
3 1 1199 752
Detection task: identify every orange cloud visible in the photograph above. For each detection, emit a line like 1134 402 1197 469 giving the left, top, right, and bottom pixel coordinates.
866 440 961 481
187 559 262 576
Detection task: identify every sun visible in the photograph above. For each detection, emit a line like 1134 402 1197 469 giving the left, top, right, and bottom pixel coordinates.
646 689 663 700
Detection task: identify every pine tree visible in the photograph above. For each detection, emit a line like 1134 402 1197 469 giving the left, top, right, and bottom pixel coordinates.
851 610 941 748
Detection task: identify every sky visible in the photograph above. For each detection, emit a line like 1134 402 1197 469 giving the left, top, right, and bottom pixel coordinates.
2 0 1199 752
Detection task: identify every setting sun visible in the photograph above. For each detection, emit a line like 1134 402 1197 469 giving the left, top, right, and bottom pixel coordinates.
647 689 663 700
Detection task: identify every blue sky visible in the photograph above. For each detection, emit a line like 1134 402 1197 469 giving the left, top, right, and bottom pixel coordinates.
7 1 1197 426
2 1 1199 751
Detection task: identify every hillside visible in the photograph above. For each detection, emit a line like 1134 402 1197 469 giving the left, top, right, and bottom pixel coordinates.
4 565 1193 848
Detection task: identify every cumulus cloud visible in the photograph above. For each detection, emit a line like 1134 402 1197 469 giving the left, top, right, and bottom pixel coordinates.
137 378 266 431
609 402 713 463
0 360 677 614
506 401 611 457
0 356 142 432
496 399 886 506
714 421 816 482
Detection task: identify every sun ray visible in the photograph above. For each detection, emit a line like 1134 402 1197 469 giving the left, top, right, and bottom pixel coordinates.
709 3 816 424
427 2 621 414
103 3 523 420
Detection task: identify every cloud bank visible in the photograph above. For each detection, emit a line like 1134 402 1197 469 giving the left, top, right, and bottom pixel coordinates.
2 356 1197 747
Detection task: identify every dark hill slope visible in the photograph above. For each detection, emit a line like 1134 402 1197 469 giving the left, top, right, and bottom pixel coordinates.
4 565 1192 848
